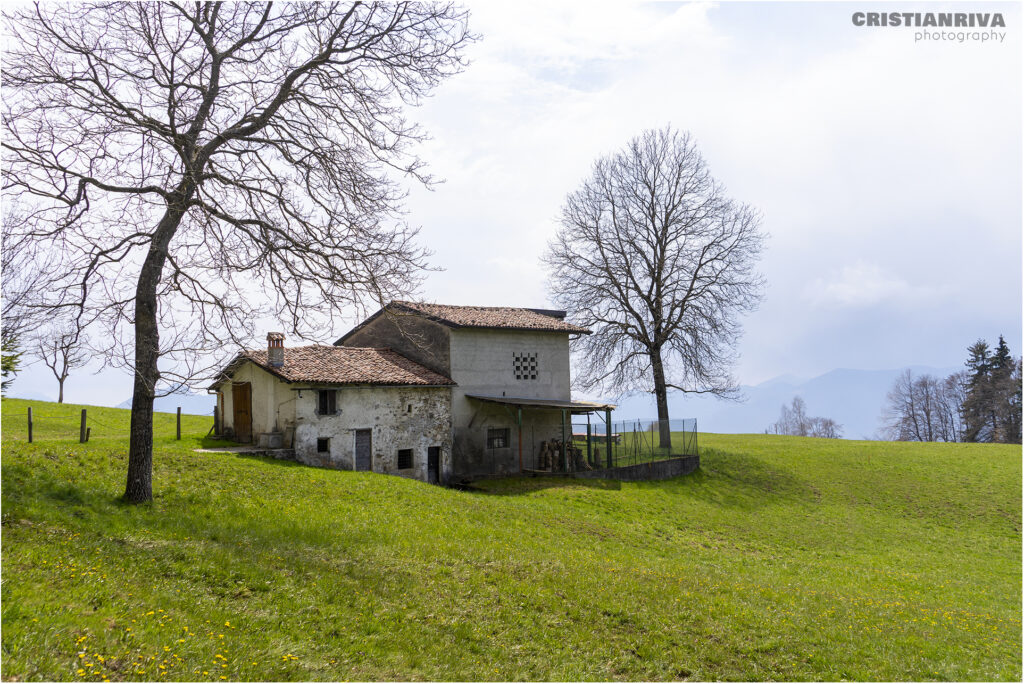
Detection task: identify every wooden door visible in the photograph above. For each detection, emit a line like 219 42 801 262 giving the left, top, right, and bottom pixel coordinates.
427 446 440 484
232 383 252 443
354 429 372 471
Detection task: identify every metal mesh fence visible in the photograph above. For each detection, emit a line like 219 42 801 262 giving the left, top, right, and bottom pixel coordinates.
540 417 698 473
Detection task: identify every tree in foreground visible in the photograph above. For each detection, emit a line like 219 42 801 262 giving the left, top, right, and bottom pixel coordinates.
3 2 473 502
545 126 765 449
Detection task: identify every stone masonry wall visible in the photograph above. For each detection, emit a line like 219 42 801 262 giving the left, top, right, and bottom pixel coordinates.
293 385 452 483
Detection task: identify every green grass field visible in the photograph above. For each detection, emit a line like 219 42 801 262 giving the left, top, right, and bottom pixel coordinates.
2 397 1020 681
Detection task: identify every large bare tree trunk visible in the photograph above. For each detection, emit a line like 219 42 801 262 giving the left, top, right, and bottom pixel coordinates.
57 379 64 403
651 350 672 450
124 204 185 503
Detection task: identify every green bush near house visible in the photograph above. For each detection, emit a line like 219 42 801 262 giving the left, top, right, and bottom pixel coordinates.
1 397 1020 681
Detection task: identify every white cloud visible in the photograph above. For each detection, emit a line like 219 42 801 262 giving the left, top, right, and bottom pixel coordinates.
802 261 944 309
401 0 1020 383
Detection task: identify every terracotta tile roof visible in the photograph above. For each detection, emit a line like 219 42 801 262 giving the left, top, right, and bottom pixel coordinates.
389 301 591 334
220 346 454 387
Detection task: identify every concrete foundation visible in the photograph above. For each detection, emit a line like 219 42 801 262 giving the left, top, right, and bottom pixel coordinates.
565 455 699 481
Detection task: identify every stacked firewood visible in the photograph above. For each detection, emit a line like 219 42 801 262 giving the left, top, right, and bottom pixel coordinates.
537 440 553 470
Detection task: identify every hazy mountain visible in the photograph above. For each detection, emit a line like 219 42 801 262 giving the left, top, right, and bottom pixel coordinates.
116 393 215 416
609 365 960 439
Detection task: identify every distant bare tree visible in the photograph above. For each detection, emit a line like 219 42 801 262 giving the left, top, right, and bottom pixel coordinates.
807 416 842 439
767 396 842 438
3 2 473 502
881 369 965 442
545 126 766 449
35 325 89 404
769 395 809 436
937 371 968 443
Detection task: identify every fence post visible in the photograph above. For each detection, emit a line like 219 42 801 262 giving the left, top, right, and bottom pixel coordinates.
605 408 612 469
176 407 182 440
79 409 87 443
27 407 33 443
86 427 91 442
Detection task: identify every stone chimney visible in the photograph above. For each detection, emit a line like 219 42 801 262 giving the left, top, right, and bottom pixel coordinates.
267 332 285 368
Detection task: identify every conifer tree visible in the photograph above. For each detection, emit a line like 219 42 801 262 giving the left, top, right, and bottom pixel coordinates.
962 340 993 442
989 336 1021 443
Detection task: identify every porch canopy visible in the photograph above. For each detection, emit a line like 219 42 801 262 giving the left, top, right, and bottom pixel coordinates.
465 394 616 471
464 394 614 412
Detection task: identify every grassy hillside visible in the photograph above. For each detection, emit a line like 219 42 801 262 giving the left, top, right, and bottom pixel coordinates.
2 398 1020 681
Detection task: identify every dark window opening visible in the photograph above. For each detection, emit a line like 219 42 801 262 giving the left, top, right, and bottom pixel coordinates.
317 438 330 453
487 427 510 449
397 449 414 469
407 404 412 413
318 390 337 415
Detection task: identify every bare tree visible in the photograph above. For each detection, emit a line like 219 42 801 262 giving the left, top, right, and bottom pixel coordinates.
3 2 473 502
34 325 89 403
768 395 809 436
545 126 766 449
881 369 965 442
767 396 842 438
937 371 968 443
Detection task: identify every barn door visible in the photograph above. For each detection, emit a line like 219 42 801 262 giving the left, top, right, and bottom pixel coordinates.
427 446 440 484
232 383 252 443
354 429 372 471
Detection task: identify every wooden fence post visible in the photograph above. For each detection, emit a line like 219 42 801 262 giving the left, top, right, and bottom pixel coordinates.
27 407 33 443
79 409 87 443
86 427 91 442
176 407 181 440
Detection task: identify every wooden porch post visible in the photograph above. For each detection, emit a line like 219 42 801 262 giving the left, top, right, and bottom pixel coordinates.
560 408 567 472
605 408 613 468
517 406 523 473
586 418 592 467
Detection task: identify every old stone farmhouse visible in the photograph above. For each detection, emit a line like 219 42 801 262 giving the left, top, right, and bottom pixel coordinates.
210 302 614 484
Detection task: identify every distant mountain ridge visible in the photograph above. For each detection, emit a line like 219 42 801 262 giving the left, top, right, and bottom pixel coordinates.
608 365 960 439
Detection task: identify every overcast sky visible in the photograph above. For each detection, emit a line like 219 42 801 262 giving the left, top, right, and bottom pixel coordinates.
7 1 1022 406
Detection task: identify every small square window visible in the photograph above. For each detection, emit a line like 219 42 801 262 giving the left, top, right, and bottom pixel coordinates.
318 390 337 415
397 448 413 469
317 438 330 453
513 352 538 380
487 428 510 449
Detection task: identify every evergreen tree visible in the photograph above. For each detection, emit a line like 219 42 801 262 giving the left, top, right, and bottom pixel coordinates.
962 340 993 442
0 332 22 395
1008 359 1023 443
989 336 1021 443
